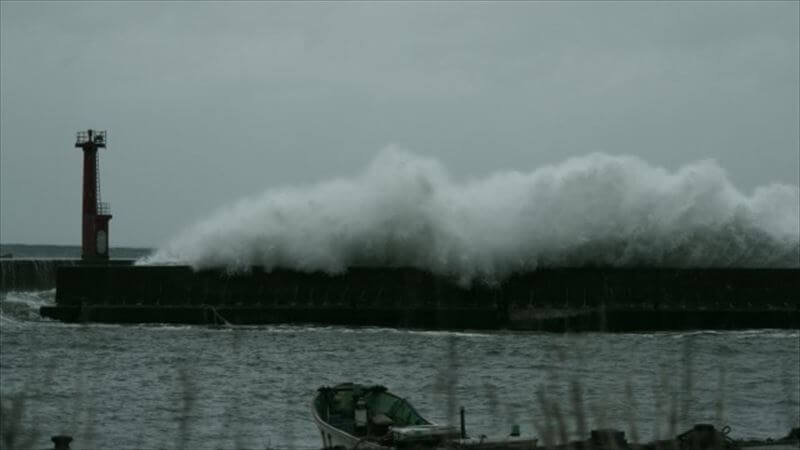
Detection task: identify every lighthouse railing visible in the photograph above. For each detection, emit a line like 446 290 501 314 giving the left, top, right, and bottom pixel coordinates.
75 130 107 146
97 202 111 215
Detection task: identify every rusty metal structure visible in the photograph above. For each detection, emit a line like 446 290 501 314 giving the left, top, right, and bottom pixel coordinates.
75 129 112 260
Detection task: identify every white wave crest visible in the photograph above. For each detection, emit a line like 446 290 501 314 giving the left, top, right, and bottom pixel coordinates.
141 150 800 281
0 289 56 323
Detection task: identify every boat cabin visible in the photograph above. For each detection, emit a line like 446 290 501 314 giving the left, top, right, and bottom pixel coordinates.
313 383 459 447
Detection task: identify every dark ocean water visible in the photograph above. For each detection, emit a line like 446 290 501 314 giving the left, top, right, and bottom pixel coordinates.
1 290 798 450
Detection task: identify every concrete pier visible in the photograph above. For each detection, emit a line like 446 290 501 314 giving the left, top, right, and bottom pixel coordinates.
0 259 134 292
39 265 800 330
1 259 80 291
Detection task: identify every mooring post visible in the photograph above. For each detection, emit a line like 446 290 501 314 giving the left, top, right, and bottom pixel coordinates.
591 429 626 448
52 435 73 450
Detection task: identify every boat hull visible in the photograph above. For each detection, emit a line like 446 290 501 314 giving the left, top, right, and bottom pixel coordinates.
311 399 388 450
311 384 537 450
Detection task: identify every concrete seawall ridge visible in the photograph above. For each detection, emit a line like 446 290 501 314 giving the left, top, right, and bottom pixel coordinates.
36 262 800 330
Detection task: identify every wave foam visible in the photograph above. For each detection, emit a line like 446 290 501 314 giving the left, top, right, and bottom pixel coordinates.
141 150 800 281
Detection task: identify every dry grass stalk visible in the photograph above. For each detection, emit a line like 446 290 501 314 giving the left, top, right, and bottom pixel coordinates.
0 393 39 450
176 365 196 450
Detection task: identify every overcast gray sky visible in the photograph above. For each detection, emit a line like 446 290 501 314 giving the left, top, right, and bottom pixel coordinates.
1 1 798 248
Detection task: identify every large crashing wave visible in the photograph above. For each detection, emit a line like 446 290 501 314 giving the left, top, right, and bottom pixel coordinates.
141 150 800 282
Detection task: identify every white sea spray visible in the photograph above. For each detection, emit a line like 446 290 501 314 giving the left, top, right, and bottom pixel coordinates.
141 149 800 281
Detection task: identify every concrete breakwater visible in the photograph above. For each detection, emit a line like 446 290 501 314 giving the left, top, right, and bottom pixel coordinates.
1 259 80 292
0 259 133 292
40 264 800 331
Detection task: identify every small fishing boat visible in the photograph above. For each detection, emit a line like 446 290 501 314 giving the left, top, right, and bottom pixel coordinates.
311 383 538 450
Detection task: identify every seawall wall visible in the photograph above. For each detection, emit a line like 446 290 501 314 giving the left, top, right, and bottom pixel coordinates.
54 265 799 308
42 265 800 330
0 259 134 292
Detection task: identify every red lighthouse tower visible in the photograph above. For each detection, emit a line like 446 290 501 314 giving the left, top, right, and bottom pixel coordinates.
75 129 112 261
